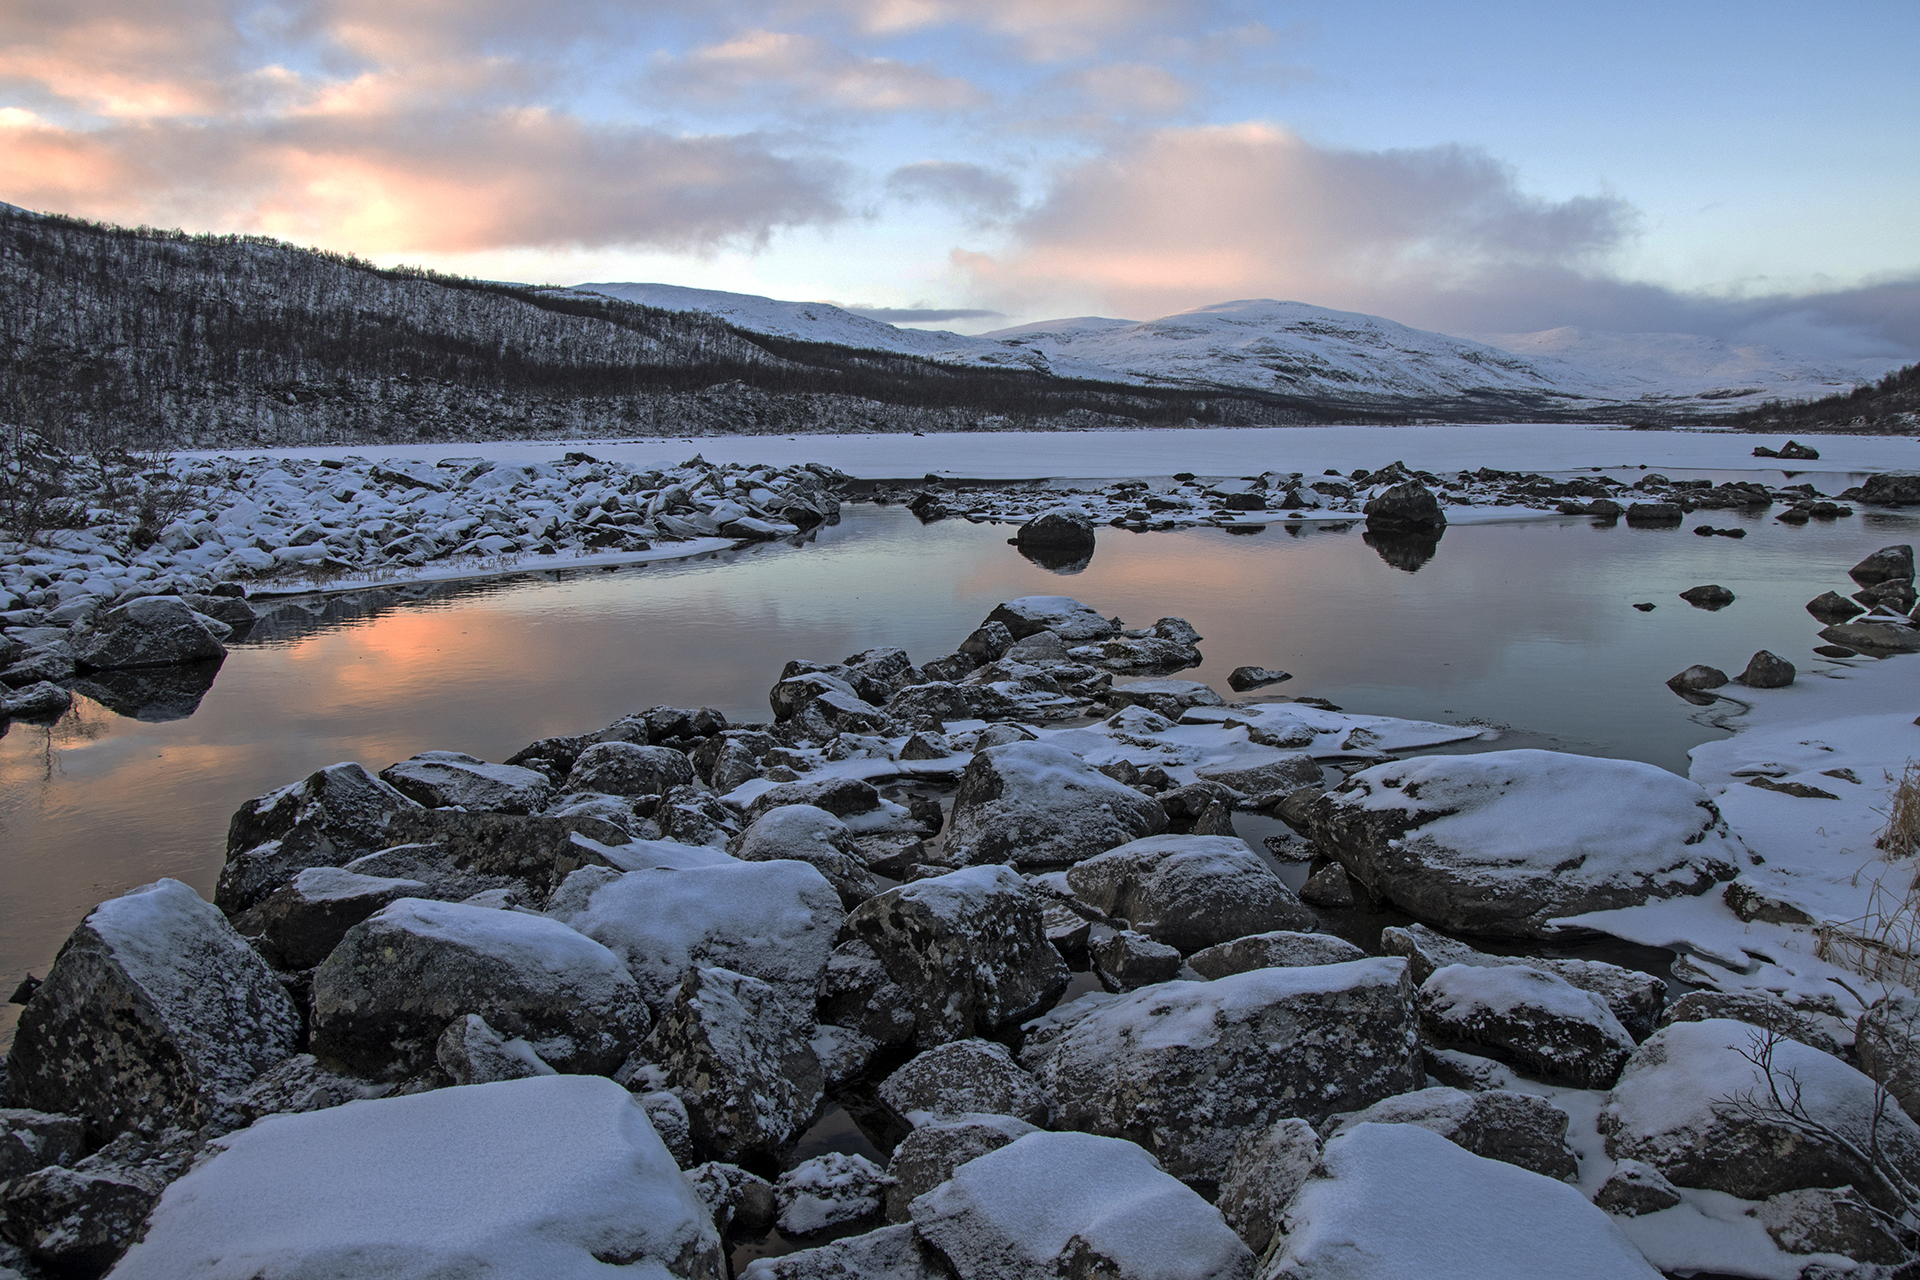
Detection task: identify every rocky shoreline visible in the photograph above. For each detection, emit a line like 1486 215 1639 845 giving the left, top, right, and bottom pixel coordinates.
3 586 1918 1279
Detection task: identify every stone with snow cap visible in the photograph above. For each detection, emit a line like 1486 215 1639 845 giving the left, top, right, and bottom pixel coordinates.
71 595 227 670
563 740 694 797
546 858 842 1014
1194 752 1321 796
1186 930 1364 978
944 740 1167 868
984 595 1118 642
1310 749 1743 939
743 1224 950 1280
1023 959 1420 1191
109 1076 724 1280
878 1039 1050 1127
775 1153 888 1236
217 762 423 912
846 865 1070 1049
883 1115 1040 1223
1105 678 1226 718
1419 963 1636 1088
1066 834 1317 954
378 750 553 814
909 1130 1254 1280
6 878 300 1143
310 897 648 1078
247 865 427 970
730 803 881 908
1323 1086 1578 1182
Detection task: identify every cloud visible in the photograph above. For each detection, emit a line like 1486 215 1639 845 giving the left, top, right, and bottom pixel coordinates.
0 109 846 253
657 29 985 112
843 305 1004 323
885 160 1019 222
823 0 1220 61
0 0 249 117
1061 62 1191 115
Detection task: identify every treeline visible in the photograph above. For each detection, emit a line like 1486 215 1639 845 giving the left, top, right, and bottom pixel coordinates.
1729 361 1920 435
0 208 1377 449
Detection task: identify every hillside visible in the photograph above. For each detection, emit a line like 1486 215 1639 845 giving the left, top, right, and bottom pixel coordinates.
1729 361 1920 434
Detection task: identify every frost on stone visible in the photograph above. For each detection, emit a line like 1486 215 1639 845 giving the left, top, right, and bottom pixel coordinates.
775 1152 888 1236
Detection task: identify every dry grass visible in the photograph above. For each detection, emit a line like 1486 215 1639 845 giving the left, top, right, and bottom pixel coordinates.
1815 761 1920 986
1877 760 1920 859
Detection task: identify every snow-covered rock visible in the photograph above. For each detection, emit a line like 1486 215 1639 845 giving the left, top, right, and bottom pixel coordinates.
845 866 1070 1048
545 858 842 1013
1323 1086 1578 1182
434 1013 556 1085
1856 992 1920 1123
944 741 1167 868
878 1040 1050 1127
742 1224 950 1280
2 1130 191 1276
1187 931 1363 979
1065 835 1316 954
730 804 881 908
1265 1123 1661 1280
309 897 648 1078
7 879 298 1142
71 596 227 670
983 596 1117 643
1419 963 1636 1088
217 762 423 912
1023 960 1419 1190
0 1108 84 1181
1215 1117 1320 1256
1311 750 1743 938
378 751 553 815
247 866 427 970
883 1113 1039 1223
563 740 695 797
639 965 824 1165
909 1130 1254 1280
819 938 920 1048
1381 923 1666 1041
775 1153 888 1236
109 1076 724 1280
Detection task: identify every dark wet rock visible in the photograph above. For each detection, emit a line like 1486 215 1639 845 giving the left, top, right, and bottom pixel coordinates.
909 1130 1254 1280
1420 963 1635 1088
378 751 553 814
1310 750 1743 939
1593 1159 1684 1216
247 866 427 970
1023 959 1419 1190
1850 543 1915 586
1752 440 1819 461
1227 665 1291 692
1625 502 1683 525
1820 619 1920 653
1088 924 1183 991
1065 834 1316 953
1363 481 1446 530
959 621 1014 661
1678 583 1734 609
217 762 423 913
71 659 224 721
564 740 695 797
641 965 824 1165
944 740 1167 868
71 595 227 670
2 679 71 720
1298 858 1358 908
1738 650 1796 688
983 596 1118 642
435 1012 556 1085
1855 475 1920 506
6 878 299 1143
883 1114 1038 1223
691 730 775 791
1807 590 1866 621
846 865 1070 1049
1187 930 1364 979
1667 663 1730 695
878 1039 1049 1127
310 897 648 1078
1856 579 1920 612
1324 1086 1579 1182
1015 509 1097 550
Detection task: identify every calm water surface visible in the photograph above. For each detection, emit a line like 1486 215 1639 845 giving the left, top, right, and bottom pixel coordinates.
5 482 1918 1047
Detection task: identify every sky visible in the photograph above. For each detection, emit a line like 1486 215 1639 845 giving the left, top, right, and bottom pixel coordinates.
3 0 1917 357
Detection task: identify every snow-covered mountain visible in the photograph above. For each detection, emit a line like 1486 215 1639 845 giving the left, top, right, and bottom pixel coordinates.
571 284 1899 412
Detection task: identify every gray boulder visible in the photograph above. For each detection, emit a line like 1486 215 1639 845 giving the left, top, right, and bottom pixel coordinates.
944 741 1167 868
742 1224 951 1280
1187 930 1364 979
435 1013 556 1085
731 804 881 908
846 866 1070 1049
775 1153 889 1236
1363 481 1446 530
1324 1086 1578 1182
1593 1159 1684 1216
1660 988 1847 1057
1738 650 1796 688
909 1130 1254 1280
641 965 824 1165
0 1109 84 1181
2 680 72 720
879 1039 1049 1126
6 879 298 1142
1757 1185 1917 1268
1310 749 1743 939
1227 665 1291 692
1104 678 1226 718
685 1160 776 1238
246 866 427 970
1381 923 1666 1040
564 740 695 796
984 596 1118 642
218 762 423 913
1820 620 1920 653
0 1129 192 1277
882 1114 1039 1223
1215 1117 1320 1255
1088 924 1183 991
224 1053 391 1127
1065 834 1316 953
1194 753 1321 796
819 939 920 1048
1420 963 1635 1088
1015 510 1096 551
378 750 553 814
1850 544 1915 586
310 897 648 1078
1679 584 1735 609
1023 959 1419 1190
71 596 226 670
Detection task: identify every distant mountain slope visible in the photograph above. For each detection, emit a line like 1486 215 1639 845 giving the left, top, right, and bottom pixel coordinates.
1728 361 1920 434
1472 326 1897 405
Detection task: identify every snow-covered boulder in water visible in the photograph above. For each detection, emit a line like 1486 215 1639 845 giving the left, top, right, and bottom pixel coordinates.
546 858 842 1013
944 741 1167 867
984 596 1118 642
1311 749 1742 938
378 751 553 814
1066 835 1316 953
1600 1017 1920 1210
6 879 298 1142
1023 959 1419 1190
1266 1123 1661 1280
71 596 227 670
909 1130 1254 1280
110 1076 725 1280
309 897 648 1078
846 866 1070 1048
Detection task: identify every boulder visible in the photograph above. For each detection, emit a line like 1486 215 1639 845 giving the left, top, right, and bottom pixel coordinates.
819 939 919 1048
224 1054 390 1127
1593 1159 1684 1216
909 1130 1254 1280
1324 1086 1578 1182
1014 510 1097 551
109 1076 724 1280
378 751 553 814
1820 620 1920 653
1381 924 1666 1040
1186 930 1364 979
1419 963 1635 1088
774 1153 888 1236
640 966 824 1165
846 866 1071 1049
0 1130 191 1277
879 1039 1049 1127
1624 502 1683 525
1227 665 1291 692
1807 590 1866 621
248 866 427 970
2 680 72 720
547 859 842 1014
730 804 881 908
1600 1018 1920 1211
1310 750 1744 939
1104 678 1226 718
744 776 883 822
1363 481 1447 530
1266 1123 1661 1280
6 879 299 1143
1194 753 1321 796
685 1160 777 1238
1678 584 1734 609
1856 992 1920 1122
1023 960 1419 1190
218 762 423 913
634 1090 695 1167
1214 1117 1320 1255
1737 650 1796 688
1850 544 1915 586
564 740 695 796
1856 475 1920 506
943 741 1167 868
0 1108 85 1181
741 1224 951 1280
1066 835 1316 954
984 596 1118 642
71 596 227 670
310 897 649 1078
1088 925 1183 991
1659 988 1847 1058
882 1114 1039 1223
1757 1185 1916 1268
435 1013 556 1085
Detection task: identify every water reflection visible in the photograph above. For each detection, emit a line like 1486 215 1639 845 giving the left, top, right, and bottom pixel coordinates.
1018 543 1094 574
1363 526 1445 573
71 660 224 722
